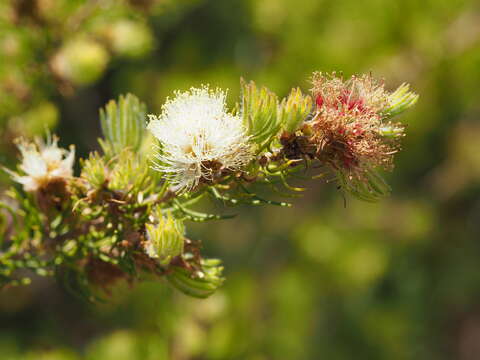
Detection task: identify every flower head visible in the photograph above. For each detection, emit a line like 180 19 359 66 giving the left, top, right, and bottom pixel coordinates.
308 73 405 174
147 86 253 192
312 72 390 116
299 72 413 200
5 136 75 192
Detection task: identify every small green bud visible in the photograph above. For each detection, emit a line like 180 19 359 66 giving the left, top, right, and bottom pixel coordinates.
240 79 280 150
107 150 149 193
278 87 313 134
144 213 185 266
167 258 224 298
80 153 107 188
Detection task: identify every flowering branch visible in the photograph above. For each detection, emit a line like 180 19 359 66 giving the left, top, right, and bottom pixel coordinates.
0 73 417 300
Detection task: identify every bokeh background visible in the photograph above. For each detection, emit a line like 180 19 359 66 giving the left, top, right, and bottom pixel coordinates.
1 0 480 359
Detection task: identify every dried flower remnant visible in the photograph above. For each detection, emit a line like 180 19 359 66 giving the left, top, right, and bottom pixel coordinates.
4 135 75 192
147 86 253 193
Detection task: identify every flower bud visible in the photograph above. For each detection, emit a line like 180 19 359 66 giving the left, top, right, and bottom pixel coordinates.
240 79 280 150
278 88 313 134
167 258 224 298
144 213 184 266
80 153 107 189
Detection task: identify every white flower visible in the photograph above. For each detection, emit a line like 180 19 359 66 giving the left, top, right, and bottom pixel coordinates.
147 86 253 192
5 136 75 192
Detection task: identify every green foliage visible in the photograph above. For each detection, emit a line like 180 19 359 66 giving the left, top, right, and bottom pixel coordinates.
336 168 392 203
80 153 107 189
0 65 417 304
6 0 476 358
0 0 161 155
167 258 225 299
379 123 405 139
240 79 281 151
107 150 151 194
278 88 313 134
99 94 147 157
145 213 185 265
384 83 419 119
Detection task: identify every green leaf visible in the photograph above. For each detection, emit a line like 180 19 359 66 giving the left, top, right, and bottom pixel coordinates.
336 168 391 202
167 258 224 298
80 152 107 188
278 87 313 134
384 83 418 119
99 93 147 156
144 214 185 266
240 79 280 151
379 123 405 139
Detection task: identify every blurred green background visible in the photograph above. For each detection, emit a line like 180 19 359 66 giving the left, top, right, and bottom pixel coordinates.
1 0 480 359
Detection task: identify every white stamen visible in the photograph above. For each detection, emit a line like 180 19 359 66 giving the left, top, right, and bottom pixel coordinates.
147 86 252 192
5 137 75 192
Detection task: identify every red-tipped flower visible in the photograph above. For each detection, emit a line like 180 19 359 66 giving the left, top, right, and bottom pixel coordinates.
308 72 412 200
